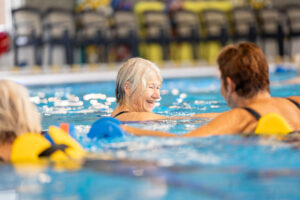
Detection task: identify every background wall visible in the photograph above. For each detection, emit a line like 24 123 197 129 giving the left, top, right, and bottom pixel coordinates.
11 0 75 11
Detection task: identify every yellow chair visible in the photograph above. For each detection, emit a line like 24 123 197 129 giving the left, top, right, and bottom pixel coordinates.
134 1 168 63
172 10 200 63
183 1 233 64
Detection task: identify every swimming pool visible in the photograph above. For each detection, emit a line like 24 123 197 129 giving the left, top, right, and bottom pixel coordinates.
1 71 300 199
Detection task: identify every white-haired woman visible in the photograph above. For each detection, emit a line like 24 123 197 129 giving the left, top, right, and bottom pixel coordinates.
0 80 42 161
111 57 166 121
111 57 217 121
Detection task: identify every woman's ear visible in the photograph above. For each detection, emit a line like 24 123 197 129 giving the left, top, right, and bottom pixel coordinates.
226 77 236 94
124 81 131 97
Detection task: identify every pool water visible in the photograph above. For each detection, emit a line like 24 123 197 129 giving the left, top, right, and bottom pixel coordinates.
1 71 300 199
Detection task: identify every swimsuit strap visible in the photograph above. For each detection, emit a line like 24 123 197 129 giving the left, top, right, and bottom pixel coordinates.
38 144 68 158
242 107 261 120
286 98 300 109
113 111 130 118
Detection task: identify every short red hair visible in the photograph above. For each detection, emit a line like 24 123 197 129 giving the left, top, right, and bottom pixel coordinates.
217 42 270 98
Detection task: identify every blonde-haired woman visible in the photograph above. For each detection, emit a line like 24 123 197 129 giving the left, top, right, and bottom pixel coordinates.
0 80 42 161
111 57 217 121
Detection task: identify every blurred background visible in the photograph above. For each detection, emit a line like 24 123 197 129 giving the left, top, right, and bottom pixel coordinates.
0 0 300 70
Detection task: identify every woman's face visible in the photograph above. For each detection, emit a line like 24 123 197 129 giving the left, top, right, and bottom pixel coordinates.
131 74 161 112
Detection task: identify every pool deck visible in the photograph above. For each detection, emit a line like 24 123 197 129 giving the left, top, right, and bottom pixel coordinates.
0 62 295 86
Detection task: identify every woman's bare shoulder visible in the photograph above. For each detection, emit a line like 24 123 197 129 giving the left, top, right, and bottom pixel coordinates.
213 108 252 122
287 96 300 103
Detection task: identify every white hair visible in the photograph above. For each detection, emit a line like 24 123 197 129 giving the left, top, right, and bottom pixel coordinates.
115 57 162 104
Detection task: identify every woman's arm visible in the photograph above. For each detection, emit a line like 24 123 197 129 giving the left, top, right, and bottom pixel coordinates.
183 109 249 137
121 125 176 137
122 109 252 137
190 112 221 118
117 112 220 121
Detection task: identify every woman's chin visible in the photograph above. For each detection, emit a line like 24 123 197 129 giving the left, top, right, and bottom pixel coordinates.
144 107 154 112
143 104 155 112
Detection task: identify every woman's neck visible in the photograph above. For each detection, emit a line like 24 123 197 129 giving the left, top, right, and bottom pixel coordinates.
117 100 140 112
116 104 129 111
235 91 271 108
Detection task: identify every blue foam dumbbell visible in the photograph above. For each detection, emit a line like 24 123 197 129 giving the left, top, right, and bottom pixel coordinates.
87 117 124 139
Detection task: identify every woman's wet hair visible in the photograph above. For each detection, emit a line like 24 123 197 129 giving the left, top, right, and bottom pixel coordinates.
217 42 270 98
115 57 162 104
0 80 41 144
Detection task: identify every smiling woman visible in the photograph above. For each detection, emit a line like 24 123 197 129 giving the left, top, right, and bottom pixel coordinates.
111 57 218 121
111 57 167 121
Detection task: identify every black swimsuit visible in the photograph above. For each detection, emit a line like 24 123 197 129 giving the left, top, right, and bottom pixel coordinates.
243 98 300 120
242 107 261 120
287 98 300 109
113 111 130 118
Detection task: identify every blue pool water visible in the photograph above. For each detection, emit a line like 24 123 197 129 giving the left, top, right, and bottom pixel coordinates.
1 71 300 199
